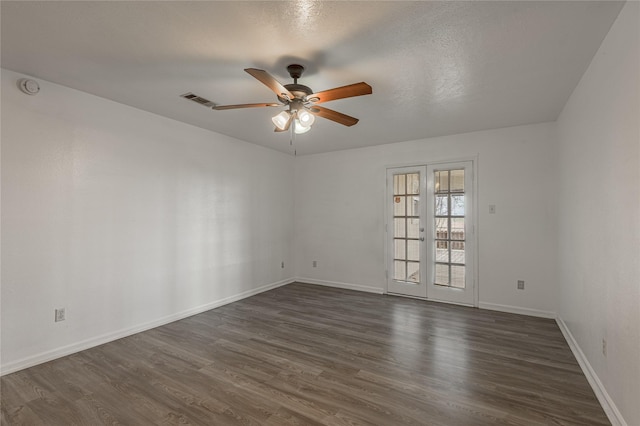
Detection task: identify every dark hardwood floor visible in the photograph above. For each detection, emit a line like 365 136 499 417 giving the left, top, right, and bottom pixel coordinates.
1 283 609 425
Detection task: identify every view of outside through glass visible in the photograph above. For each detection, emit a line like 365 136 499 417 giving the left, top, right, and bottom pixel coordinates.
393 173 420 283
434 169 466 288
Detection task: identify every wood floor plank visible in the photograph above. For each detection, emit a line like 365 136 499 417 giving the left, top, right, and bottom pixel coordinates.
1 283 609 425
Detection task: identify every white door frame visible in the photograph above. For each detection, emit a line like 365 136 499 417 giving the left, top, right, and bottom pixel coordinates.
384 157 479 307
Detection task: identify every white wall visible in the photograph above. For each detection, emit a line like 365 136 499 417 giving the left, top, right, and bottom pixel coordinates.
1 69 295 374
556 2 639 425
294 122 558 316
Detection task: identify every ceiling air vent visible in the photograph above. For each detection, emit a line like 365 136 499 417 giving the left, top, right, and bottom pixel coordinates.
180 92 216 108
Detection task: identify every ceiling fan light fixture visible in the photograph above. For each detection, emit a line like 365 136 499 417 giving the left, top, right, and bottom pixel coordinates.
297 109 315 127
294 119 312 134
272 110 291 130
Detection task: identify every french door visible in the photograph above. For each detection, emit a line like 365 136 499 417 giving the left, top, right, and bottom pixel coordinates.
386 161 475 306
386 167 427 297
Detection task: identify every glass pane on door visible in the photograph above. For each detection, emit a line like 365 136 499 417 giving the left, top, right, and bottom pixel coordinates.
392 172 420 284
433 168 466 288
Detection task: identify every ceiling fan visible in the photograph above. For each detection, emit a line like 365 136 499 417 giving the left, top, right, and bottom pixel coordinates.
212 64 372 134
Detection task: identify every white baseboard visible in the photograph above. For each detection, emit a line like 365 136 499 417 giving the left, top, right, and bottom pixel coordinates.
556 317 627 426
0 278 294 376
478 302 556 319
295 277 384 295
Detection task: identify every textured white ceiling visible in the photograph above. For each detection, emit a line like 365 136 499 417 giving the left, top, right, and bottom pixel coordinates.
1 1 624 155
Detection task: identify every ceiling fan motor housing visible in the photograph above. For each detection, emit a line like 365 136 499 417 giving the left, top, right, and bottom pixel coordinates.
278 64 312 103
281 83 313 103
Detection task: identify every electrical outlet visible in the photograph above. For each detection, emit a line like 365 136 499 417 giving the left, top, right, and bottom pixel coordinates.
312 260 317 267
281 261 285 269
489 204 496 214
602 339 607 357
55 308 65 322
517 280 525 290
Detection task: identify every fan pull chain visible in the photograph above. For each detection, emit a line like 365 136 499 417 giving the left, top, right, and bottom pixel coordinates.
290 118 296 156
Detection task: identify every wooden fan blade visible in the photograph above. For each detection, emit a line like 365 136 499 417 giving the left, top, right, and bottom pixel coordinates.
309 105 359 127
212 103 280 110
245 68 294 100
308 82 372 104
